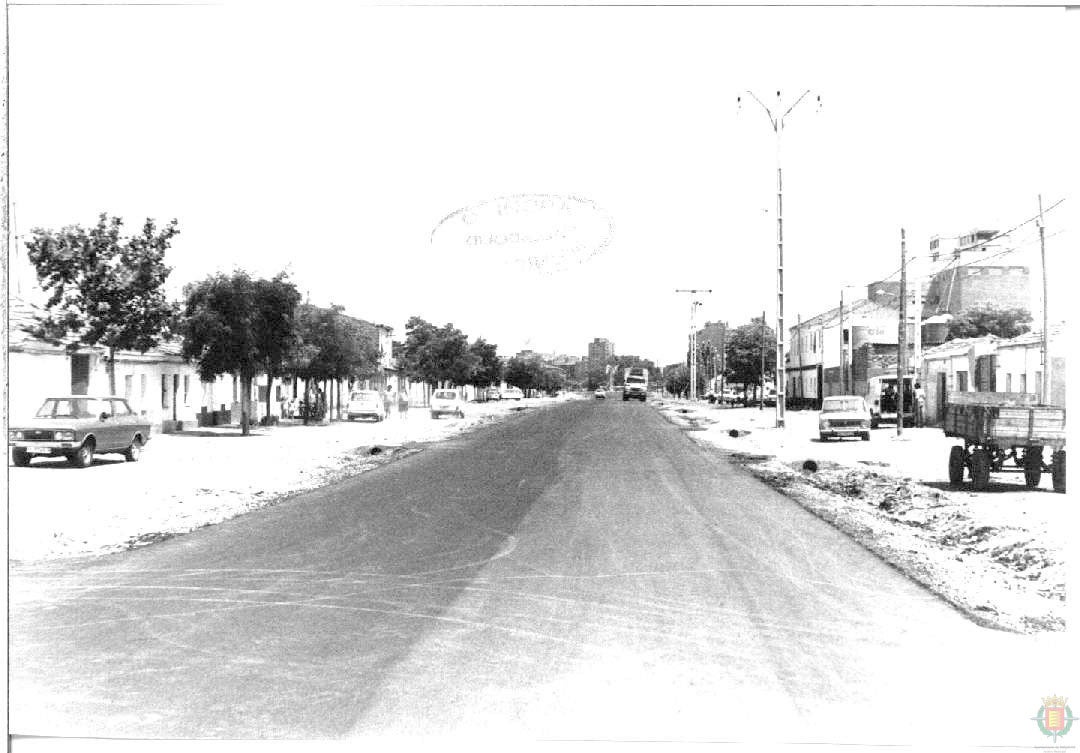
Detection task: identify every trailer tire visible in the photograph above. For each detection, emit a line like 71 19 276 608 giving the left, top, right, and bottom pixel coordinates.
948 446 965 488
1023 446 1043 488
1052 450 1066 493
970 449 991 491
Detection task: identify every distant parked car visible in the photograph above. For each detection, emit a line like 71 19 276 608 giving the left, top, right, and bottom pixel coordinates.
346 390 384 421
818 395 872 442
503 386 524 401
594 388 606 399
9 396 151 468
763 388 778 407
485 387 501 401
430 390 465 419
721 389 740 405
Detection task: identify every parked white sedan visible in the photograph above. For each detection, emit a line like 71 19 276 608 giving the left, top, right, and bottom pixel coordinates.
430 390 465 419
818 395 872 442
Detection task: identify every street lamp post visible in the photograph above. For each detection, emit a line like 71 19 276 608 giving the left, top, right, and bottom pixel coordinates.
676 289 711 400
739 89 821 428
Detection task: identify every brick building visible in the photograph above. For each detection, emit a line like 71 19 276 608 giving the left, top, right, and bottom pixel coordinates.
587 338 614 369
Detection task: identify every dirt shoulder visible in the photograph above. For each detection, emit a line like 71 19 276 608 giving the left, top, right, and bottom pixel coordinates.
655 399 1067 634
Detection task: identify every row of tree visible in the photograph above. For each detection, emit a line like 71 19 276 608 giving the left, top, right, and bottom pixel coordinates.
22 214 516 435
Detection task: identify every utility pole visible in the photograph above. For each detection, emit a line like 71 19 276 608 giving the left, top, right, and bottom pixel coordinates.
839 290 845 394
675 289 711 400
1038 194 1050 405
759 310 766 410
796 313 803 404
739 88 821 429
897 228 907 437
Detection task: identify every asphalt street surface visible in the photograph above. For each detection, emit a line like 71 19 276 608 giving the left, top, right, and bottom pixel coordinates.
9 398 1066 743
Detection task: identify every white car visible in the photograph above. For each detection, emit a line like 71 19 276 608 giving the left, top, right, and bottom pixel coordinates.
346 390 384 421
818 395 872 441
594 388 606 399
503 386 524 400
430 390 465 419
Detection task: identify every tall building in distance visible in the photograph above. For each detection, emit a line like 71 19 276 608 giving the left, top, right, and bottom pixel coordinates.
587 338 614 369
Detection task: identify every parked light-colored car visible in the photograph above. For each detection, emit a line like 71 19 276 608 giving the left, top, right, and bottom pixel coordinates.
430 390 465 419
594 388 606 399
8 396 151 468
485 387 501 401
503 386 524 401
818 395 872 442
346 390 384 421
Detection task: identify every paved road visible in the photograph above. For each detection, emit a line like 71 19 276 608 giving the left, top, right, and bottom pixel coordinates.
9 398 1066 743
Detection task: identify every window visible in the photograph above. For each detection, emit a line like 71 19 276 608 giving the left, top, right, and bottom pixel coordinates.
183 375 190 406
162 374 170 409
111 399 134 416
1006 373 1013 392
956 371 969 392
124 374 133 399
843 329 850 344
1020 374 1028 393
141 374 147 399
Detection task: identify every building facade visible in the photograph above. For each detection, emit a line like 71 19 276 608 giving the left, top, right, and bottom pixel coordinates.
587 338 614 368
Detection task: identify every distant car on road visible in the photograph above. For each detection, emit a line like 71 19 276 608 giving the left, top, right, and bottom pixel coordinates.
818 395 872 442
594 388 606 399
9 396 151 468
346 390 384 421
430 390 465 419
502 386 524 401
485 387 501 402
721 389 740 405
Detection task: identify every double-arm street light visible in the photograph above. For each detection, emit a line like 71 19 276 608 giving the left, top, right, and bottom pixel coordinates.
738 89 821 428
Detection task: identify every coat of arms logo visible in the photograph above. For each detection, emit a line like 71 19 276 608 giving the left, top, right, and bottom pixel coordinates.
1032 695 1076 743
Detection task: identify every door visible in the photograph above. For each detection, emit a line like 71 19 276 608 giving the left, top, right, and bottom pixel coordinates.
937 372 947 424
71 354 90 395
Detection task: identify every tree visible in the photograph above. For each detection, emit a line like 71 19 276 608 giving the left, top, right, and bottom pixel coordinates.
288 304 381 423
946 304 1032 341
468 338 503 388
24 213 180 394
180 270 298 435
504 356 536 393
725 316 776 398
400 317 477 388
253 275 302 423
664 364 690 397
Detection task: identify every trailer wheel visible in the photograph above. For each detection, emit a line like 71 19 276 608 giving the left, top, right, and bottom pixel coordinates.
970 449 991 491
948 446 965 488
1052 450 1066 493
1023 446 1043 488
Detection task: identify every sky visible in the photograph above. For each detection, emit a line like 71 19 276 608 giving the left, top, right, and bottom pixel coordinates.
8 1 1077 366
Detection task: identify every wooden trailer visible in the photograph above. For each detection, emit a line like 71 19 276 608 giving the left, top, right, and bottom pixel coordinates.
943 392 1066 492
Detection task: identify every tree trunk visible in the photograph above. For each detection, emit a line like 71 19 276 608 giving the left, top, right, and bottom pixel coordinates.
107 347 117 396
240 375 251 436
265 369 273 426
303 379 310 426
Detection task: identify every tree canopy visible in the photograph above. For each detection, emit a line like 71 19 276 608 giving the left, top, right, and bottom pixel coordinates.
180 270 299 434
23 213 180 393
946 304 1032 341
400 317 479 387
468 338 504 387
724 316 776 387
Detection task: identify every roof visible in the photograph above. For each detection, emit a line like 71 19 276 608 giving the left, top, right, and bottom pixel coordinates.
792 298 899 331
9 296 184 358
921 335 998 359
995 323 1067 349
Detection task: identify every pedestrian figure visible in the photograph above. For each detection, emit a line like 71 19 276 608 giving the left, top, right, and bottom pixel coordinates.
914 382 926 427
397 387 410 419
382 386 394 419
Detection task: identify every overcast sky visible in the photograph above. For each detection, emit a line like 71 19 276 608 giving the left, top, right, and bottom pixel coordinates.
9 1 1076 365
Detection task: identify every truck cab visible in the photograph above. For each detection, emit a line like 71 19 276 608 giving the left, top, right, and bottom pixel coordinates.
623 367 648 402
867 375 915 428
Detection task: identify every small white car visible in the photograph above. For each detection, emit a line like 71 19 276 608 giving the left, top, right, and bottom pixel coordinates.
503 386 524 400
430 390 465 419
594 388 606 399
818 395 872 442
346 390 384 421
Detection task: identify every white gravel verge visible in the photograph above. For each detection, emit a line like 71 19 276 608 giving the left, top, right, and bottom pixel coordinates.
655 398 1068 634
